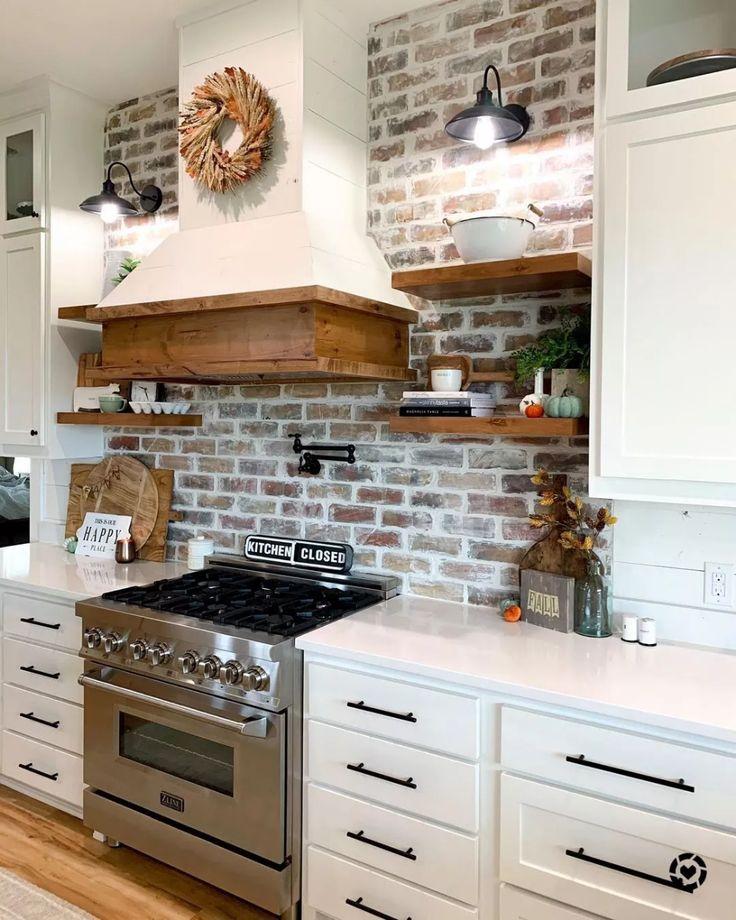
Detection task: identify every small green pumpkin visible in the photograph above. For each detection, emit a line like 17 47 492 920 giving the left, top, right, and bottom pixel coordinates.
545 389 583 418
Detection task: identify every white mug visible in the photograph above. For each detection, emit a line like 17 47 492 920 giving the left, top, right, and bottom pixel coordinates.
431 367 463 391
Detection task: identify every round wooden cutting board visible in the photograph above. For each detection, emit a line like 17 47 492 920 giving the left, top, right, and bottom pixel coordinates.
79 456 159 550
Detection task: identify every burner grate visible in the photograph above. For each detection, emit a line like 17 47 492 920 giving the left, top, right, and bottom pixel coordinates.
102 567 378 638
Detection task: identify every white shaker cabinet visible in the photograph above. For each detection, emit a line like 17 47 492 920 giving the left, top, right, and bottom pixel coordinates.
591 0 736 506
0 233 43 446
0 78 105 461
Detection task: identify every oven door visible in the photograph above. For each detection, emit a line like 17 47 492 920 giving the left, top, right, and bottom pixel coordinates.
81 666 287 865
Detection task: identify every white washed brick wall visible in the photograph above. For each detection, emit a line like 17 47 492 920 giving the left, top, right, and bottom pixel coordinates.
104 87 179 257
105 0 598 605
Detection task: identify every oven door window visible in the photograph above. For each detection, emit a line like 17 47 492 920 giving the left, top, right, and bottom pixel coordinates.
119 712 234 796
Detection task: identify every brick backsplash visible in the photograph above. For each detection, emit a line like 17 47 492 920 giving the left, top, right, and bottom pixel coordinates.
104 0 598 605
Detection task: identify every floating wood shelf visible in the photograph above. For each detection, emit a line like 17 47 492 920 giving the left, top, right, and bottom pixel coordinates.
389 415 588 437
392 253 592 300
57 413 202 427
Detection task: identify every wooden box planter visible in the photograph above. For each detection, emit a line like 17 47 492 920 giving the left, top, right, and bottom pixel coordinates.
58 287 418 385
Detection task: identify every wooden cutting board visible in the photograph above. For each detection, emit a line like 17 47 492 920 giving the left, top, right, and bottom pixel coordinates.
65 458 175 563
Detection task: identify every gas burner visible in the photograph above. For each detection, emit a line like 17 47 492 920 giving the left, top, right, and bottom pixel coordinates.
102 567 379 639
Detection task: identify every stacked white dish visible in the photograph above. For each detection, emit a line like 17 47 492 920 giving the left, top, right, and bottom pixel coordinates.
129 402 191 415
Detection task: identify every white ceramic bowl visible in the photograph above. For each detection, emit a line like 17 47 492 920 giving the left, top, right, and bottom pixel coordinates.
141 402 152 414
175 402 191 414
130 402 143 414
151 402 163 414
444 206 540 263
162 403 174 414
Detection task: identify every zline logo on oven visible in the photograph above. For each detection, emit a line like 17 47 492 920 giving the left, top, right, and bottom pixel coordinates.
160 791 185 813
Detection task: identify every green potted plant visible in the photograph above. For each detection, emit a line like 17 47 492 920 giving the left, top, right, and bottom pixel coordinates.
511 311 590 412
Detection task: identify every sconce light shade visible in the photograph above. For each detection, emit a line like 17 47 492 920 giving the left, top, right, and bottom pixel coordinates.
80 162 163 224
445 64 530 149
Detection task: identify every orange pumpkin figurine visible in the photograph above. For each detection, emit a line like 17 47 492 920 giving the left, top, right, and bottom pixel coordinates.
503 604 522 622
525 403 544 418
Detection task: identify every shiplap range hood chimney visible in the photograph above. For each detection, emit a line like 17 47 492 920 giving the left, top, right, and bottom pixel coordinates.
96 0 412 316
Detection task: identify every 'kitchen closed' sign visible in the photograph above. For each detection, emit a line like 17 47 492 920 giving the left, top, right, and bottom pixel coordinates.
244 534 353 574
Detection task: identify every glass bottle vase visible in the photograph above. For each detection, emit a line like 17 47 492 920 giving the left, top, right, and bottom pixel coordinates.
574 554 612 638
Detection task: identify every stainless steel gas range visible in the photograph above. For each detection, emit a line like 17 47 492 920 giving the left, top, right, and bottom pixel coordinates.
76 549 399 919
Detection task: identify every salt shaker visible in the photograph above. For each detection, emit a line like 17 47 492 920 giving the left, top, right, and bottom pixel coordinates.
115 532 136 564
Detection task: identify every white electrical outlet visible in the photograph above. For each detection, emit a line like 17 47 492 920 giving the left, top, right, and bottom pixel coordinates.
704 562 735 608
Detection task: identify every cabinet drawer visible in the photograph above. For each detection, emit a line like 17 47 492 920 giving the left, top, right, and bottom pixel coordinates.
307 784 478 905
2 731 82 808
307 846 478 920
502 707 736 830
2 684 82 754
308 720 478 832
3 638 82 704
307 663 479 759
500 774 736 920
500 885 603 919
3 592 80 652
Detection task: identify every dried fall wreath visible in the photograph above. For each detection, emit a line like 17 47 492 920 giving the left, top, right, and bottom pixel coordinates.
179 66 275 194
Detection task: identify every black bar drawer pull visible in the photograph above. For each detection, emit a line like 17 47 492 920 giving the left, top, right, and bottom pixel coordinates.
18 762 59 782
347 761 417 789
347 700 417 723
20 665 61 680
566 847 704 893
19 616 61 631
566 754 695 793
347 829 416 861
346 896 411 920
20 711 60 729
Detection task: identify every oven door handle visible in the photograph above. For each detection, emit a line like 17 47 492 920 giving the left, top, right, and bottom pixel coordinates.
78 674 268 737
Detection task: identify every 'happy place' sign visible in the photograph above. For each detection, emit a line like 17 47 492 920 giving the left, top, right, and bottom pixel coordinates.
76 513 132 559
244 534 353 574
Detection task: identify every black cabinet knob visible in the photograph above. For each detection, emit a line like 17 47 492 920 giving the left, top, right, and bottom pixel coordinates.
30 429 38 436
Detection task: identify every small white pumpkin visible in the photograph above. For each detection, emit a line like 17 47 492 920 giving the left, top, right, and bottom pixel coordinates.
519 367 547 416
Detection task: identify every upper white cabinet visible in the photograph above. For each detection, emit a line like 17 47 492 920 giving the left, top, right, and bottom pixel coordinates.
606 0 736 119
591 1 736 506
0 113 45 235
0 234 43 446
0 78 105 460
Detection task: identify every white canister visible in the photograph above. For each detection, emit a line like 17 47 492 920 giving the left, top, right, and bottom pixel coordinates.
638 617 657 647
621 614 638 643
431 367 464 392
187 536 215 570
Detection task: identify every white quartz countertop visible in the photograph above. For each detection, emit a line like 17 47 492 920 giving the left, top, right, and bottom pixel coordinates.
297 595 736 745
0 542 188 601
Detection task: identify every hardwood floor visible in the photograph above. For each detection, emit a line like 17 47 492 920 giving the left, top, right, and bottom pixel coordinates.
0 784 274 919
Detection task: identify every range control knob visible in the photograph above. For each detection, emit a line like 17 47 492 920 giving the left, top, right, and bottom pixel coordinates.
199 655 222 680
177 650 200 675
219 660 245 685
148 643 173 667
242 665 270 693
83 627 103 650
102 631 125 654
129 639 148 661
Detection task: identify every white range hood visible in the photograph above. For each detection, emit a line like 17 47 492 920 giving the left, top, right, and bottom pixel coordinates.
96 0 413 314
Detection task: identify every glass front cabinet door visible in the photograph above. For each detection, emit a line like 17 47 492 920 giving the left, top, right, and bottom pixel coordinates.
0 113 45 235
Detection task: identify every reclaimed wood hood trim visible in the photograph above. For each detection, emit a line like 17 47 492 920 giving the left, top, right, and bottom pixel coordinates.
58 284 419 325
90 358 417 384
58 291 418 385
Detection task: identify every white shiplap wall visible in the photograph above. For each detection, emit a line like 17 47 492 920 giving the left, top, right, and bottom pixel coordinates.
614 501 736 650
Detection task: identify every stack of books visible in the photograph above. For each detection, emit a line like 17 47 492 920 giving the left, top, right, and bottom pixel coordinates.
399 391 496 418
